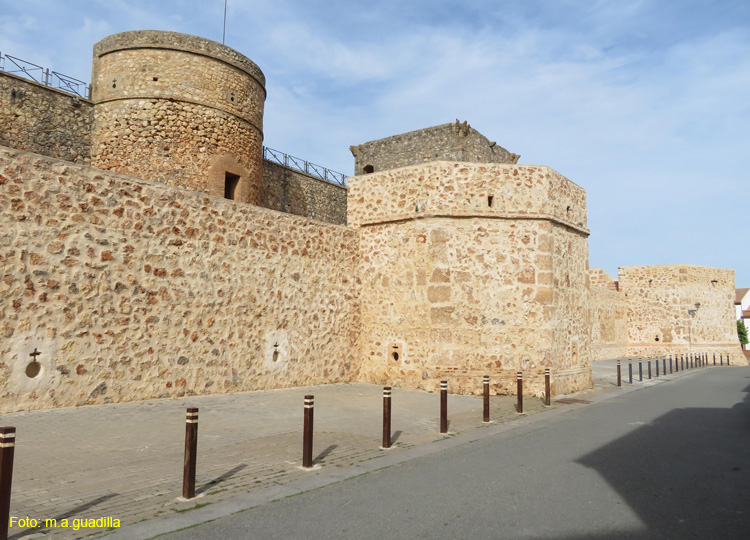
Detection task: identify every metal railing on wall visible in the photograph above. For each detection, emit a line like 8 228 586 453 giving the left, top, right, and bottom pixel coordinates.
264 146 348 187
0 52 91 98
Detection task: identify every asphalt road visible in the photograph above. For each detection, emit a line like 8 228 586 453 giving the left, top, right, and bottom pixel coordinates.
160 367 750 539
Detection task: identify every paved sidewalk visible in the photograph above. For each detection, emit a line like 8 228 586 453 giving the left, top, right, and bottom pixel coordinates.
2 358 707 539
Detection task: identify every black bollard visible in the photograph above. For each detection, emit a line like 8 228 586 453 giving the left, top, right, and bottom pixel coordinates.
648 359 652 379
303 395 314 468
440 381 448 433
516 372 524 414
483 376 490 422
182 408 198 499
639 359 643 382
629 360 633 383
0 427 16 540
713 353 716 366
656 358 660 377
617 359 621 387
382 387 392 448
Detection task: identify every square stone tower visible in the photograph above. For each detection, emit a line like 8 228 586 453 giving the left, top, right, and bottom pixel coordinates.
348 124 592 396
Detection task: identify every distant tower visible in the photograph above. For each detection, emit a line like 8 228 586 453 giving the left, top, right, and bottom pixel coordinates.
90 30 266 204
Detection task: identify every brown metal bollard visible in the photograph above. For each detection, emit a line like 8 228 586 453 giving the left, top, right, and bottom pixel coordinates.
182 408 198 499
0 427 16 540
617 360 621 387
544 369 551 406
516 372 524 414
303 395 315 468
483 376 490 422
382 387 392 449
440 381 448 433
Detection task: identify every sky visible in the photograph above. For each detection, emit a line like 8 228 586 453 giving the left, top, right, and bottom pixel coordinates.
1 0 748 286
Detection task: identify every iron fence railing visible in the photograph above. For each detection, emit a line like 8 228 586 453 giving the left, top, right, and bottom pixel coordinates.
0 52 91 98
263 146 348 187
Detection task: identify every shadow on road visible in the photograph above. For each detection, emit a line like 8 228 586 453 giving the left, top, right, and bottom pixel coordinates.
558 381 750 539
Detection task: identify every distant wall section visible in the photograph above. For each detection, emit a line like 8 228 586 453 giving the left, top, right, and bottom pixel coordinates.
589 269 627 361
261 161 347 225
619 265 745 364
0 72 93 164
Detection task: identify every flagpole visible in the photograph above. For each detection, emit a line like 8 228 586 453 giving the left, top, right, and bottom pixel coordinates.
222 0 228 44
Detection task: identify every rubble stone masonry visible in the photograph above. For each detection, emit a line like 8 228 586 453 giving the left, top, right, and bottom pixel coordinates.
349 161 592 397
90 31 266 205
0 147 360 413
589 266 744 364
0 73 93 164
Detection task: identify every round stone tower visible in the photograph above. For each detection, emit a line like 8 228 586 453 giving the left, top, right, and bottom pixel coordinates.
90 30 266 204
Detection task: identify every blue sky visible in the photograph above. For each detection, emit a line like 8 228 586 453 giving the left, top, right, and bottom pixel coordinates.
1 0 748 286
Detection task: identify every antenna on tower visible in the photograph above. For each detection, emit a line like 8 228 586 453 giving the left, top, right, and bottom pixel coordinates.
222 0 228 44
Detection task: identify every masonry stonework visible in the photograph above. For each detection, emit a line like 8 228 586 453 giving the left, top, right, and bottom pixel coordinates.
0 73 93 164
348 161 592 396
0 29 745 413
261 161 347 225
349 122 520 176
91 31 266 205
0 147 360 413
589 266 744 364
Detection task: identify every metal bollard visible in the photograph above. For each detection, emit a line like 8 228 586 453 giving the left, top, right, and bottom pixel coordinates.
516 372 524 414
544 369 551 407
648 359 652 379
713 353 716 366
617 359 621 387
182 408 198 499
670 354 673 374
440 381 448 433
629 360 633 383
681 354 684 371
656 358 660 377
639 359 643 382
303 395 314 468
382 387 392 448
720 353 723 366
483 376 490 422
0 427 16 540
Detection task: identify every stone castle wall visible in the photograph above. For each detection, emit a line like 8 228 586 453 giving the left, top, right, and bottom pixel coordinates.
261 161 347 225
0 73 93 164
91 31 266 205
349 122 519 176
618 265 744 363
349 161 591 396
0 70 346 226
589 272 628 361
0 146 360 413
